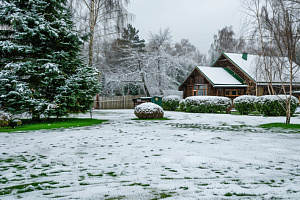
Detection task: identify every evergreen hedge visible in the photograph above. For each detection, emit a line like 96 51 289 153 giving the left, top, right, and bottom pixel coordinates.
179 99 186 111
183 96 232 113
254 95 299 116
162 95 182 111
233 95 257 115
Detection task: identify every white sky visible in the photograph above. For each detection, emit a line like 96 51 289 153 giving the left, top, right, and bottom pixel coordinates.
128 0 244 55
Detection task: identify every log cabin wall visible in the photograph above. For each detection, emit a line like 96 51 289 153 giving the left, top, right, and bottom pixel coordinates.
179 68 247 99
213 55 256 95
181 68 214 98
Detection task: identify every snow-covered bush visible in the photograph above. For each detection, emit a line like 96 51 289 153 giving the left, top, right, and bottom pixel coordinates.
162 95 182 111
184 96 232 113
134 103 164 119
179 99 186 111
0 112 10 127
254 95 299 116
233 95 257 115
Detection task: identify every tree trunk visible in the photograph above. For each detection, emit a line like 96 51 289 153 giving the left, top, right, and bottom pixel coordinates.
138 61 150 97
88 0 95 67
286 98 291 124
157 59 163 95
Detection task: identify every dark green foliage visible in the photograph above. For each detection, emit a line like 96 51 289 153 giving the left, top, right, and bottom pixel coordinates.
254 95 299 116
184 96 232 113
0 0 100 118
233 95 257 115
179 99 186 111
162 95 181 111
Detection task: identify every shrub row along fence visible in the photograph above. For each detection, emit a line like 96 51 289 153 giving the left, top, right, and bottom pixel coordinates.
93 95 144 109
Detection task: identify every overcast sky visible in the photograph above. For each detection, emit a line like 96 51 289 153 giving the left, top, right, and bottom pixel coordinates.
128 0 244 55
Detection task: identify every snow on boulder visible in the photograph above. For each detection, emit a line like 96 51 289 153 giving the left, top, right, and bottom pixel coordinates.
134 102 164 119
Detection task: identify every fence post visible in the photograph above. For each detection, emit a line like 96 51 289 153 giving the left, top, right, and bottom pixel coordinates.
123 94 125 109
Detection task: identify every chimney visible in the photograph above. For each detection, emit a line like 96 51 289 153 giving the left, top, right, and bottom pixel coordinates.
242 51 248 60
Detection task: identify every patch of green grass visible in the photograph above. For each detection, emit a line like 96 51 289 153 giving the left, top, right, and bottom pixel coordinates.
224 192 233 196
106 172 117 177
260 123 300 130
0 118 107 132
225 192 257 197
179 186 189 190
150 192 175 200
79 182 90 185
105 196 125 200
132 117 171 121
125 183 150 187
0 181 59 195
87 173 103 177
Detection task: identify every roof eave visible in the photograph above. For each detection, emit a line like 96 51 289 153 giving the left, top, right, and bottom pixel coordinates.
213 84 248 88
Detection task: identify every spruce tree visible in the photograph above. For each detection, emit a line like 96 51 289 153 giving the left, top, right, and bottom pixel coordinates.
108 24 148 95
0 0 99 119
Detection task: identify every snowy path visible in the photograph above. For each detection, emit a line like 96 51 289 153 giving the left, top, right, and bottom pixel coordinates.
1 110 300 199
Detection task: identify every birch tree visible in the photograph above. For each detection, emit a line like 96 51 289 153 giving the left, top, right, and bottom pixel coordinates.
69 0 132 67
242 0 300 124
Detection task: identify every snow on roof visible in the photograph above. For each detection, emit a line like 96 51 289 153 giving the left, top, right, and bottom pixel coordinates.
197 66 243 85
223 53 300 83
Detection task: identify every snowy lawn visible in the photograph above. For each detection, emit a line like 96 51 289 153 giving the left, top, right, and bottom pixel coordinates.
1 109 300 199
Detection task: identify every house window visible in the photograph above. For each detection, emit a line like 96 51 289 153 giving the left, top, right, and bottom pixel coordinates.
195 84 208 96
225 89 243 96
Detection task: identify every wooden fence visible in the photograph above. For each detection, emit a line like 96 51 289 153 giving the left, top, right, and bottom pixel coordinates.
93 95 144 109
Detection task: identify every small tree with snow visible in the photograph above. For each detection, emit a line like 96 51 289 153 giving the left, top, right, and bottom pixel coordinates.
0 0 100 119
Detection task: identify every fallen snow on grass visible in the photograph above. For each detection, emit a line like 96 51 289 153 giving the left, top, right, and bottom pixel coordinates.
1 110 300 199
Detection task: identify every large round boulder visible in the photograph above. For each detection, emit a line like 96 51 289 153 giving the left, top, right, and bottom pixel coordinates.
134 102 164 119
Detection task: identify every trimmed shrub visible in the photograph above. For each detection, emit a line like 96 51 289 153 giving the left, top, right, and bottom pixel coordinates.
179 99 186 111
0 112 10 127
233 95 257 115
254 95 299 116
184 96 232 113
162 95 182 111
0 120 9 127
134 102 164 119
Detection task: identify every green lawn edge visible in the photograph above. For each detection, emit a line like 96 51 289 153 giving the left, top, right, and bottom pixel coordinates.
0 118 108 133
259 123 300 129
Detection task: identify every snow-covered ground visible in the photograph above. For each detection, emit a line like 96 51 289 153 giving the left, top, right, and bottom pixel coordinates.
1 109 300 199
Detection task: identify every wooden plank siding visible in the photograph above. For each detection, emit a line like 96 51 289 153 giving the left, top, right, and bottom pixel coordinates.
213 54 256 95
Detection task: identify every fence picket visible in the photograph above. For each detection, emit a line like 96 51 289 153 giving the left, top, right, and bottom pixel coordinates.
93 95 144 109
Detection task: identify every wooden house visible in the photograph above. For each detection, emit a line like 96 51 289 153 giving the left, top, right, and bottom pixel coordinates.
179 52 300 99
